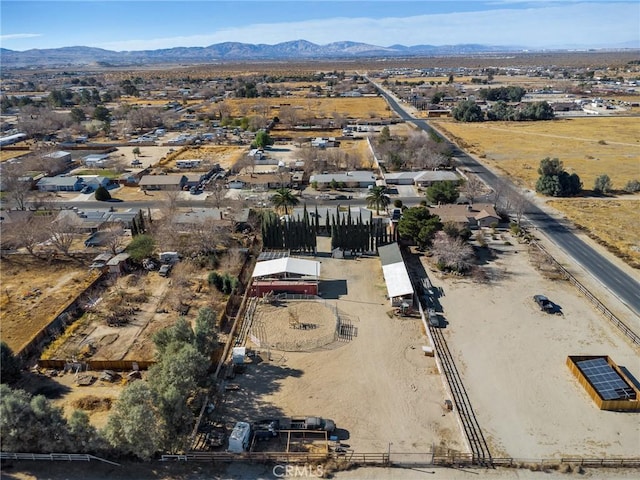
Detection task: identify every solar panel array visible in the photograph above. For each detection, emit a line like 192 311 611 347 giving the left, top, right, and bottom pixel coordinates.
576 358 637 401
257 251 289 262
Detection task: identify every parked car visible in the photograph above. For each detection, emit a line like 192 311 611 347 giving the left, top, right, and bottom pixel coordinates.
533 294 554 313
81 185 93 194
158 264 172 277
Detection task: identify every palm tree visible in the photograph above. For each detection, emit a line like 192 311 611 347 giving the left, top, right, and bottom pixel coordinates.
270 188 299 215
366 186 390 215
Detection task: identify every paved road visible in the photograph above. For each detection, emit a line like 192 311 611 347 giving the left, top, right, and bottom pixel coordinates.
374 82 640 317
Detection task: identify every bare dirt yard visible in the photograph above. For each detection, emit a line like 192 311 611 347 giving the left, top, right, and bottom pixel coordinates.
0 254 100 354
216 236 464 455
422 231 640 459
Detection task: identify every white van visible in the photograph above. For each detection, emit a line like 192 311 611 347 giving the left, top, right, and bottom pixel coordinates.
228 421 251 453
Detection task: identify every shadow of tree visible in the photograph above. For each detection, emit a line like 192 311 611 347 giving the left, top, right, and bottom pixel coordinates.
15 371 72 400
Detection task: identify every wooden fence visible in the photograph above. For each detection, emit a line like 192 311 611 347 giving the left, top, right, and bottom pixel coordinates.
37 359 155 371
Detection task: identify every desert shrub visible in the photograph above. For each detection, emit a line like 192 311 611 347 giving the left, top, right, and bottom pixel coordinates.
624 179 640 193
593 174 612 194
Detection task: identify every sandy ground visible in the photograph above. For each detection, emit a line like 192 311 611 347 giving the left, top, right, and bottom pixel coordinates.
218 236 463 455
423 232 640 459
3 461 640 480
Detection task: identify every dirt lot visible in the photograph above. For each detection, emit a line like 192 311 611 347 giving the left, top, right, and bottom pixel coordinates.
217 236 464 455
0 255 100 354
422 232 640 458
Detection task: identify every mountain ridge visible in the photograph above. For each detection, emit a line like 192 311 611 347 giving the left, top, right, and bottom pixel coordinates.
1 39 635 67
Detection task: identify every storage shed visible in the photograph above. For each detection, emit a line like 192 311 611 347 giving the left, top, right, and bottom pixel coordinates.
250 257 321 296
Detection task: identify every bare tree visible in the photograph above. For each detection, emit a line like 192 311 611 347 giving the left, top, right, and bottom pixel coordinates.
48 216 78 257
4 212 50 258
431 232 474 272
209 180 226 208
278 106 298 128
215 101 232 122
508 189 527 226
103 224 127 255
1 163 31 210
460 176 485 205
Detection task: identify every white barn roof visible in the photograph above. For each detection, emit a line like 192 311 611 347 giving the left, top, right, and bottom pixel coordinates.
252 257 320 279
382 263 414 298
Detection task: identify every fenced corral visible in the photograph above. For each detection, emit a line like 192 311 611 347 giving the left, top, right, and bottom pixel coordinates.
248 299 355 352
531 241 640 347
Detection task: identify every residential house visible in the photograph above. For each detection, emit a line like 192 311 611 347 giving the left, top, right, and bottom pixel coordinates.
230 173 291 190
310 171 376 189
36 175 85 192
414 170 460 187
81 176 110 190
139 174 187 191
428 203 500 229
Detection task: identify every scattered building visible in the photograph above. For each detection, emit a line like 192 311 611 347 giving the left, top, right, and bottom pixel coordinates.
36 175 85 192
310 171 376 189
83 153 110 168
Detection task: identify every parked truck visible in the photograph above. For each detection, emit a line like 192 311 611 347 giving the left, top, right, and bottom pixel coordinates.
280 416 336 432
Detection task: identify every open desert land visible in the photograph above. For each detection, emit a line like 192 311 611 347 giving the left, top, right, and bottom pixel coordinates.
421 233 640 459
430 117 640 265
217 237 464 455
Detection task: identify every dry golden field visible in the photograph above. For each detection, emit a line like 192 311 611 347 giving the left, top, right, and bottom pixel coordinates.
220 96 392 120
547 198 640 266
431 117 640 190
169 145 246 170
431 117 640 266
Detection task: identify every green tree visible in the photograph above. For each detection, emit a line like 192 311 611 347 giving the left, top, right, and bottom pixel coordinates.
271 188 299 215
1 341 22 384
0 385 72 453
426 181 459 204
593 174 612 194
452 100 483 122
68 410 102 452
379 126 391 142
397 207 442 249
132 147 141 159
535 157 582 197
102 381 163 460
94 185 111 201
153 317 195 357
92 105 111 122
366 186 390 215
70 107 86 124
252 130 274 149
126 234 155 261
194 307 219 357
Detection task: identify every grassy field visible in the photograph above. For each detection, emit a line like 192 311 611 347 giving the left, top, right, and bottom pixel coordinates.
431 117 640 266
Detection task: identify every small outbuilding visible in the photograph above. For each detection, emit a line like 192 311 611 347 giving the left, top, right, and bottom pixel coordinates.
378 243 414 307
250 256 321 296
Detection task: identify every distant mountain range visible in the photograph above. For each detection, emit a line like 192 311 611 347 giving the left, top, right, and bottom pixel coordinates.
2 40 637 68
0 40 536 67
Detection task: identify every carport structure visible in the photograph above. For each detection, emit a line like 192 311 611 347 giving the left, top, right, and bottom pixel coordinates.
378 243 414 307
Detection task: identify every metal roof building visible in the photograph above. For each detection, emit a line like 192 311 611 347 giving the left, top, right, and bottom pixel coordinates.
252 257 320 279
378 243 414 307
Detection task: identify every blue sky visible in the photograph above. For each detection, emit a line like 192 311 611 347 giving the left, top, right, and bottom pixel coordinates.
1 1 638 51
